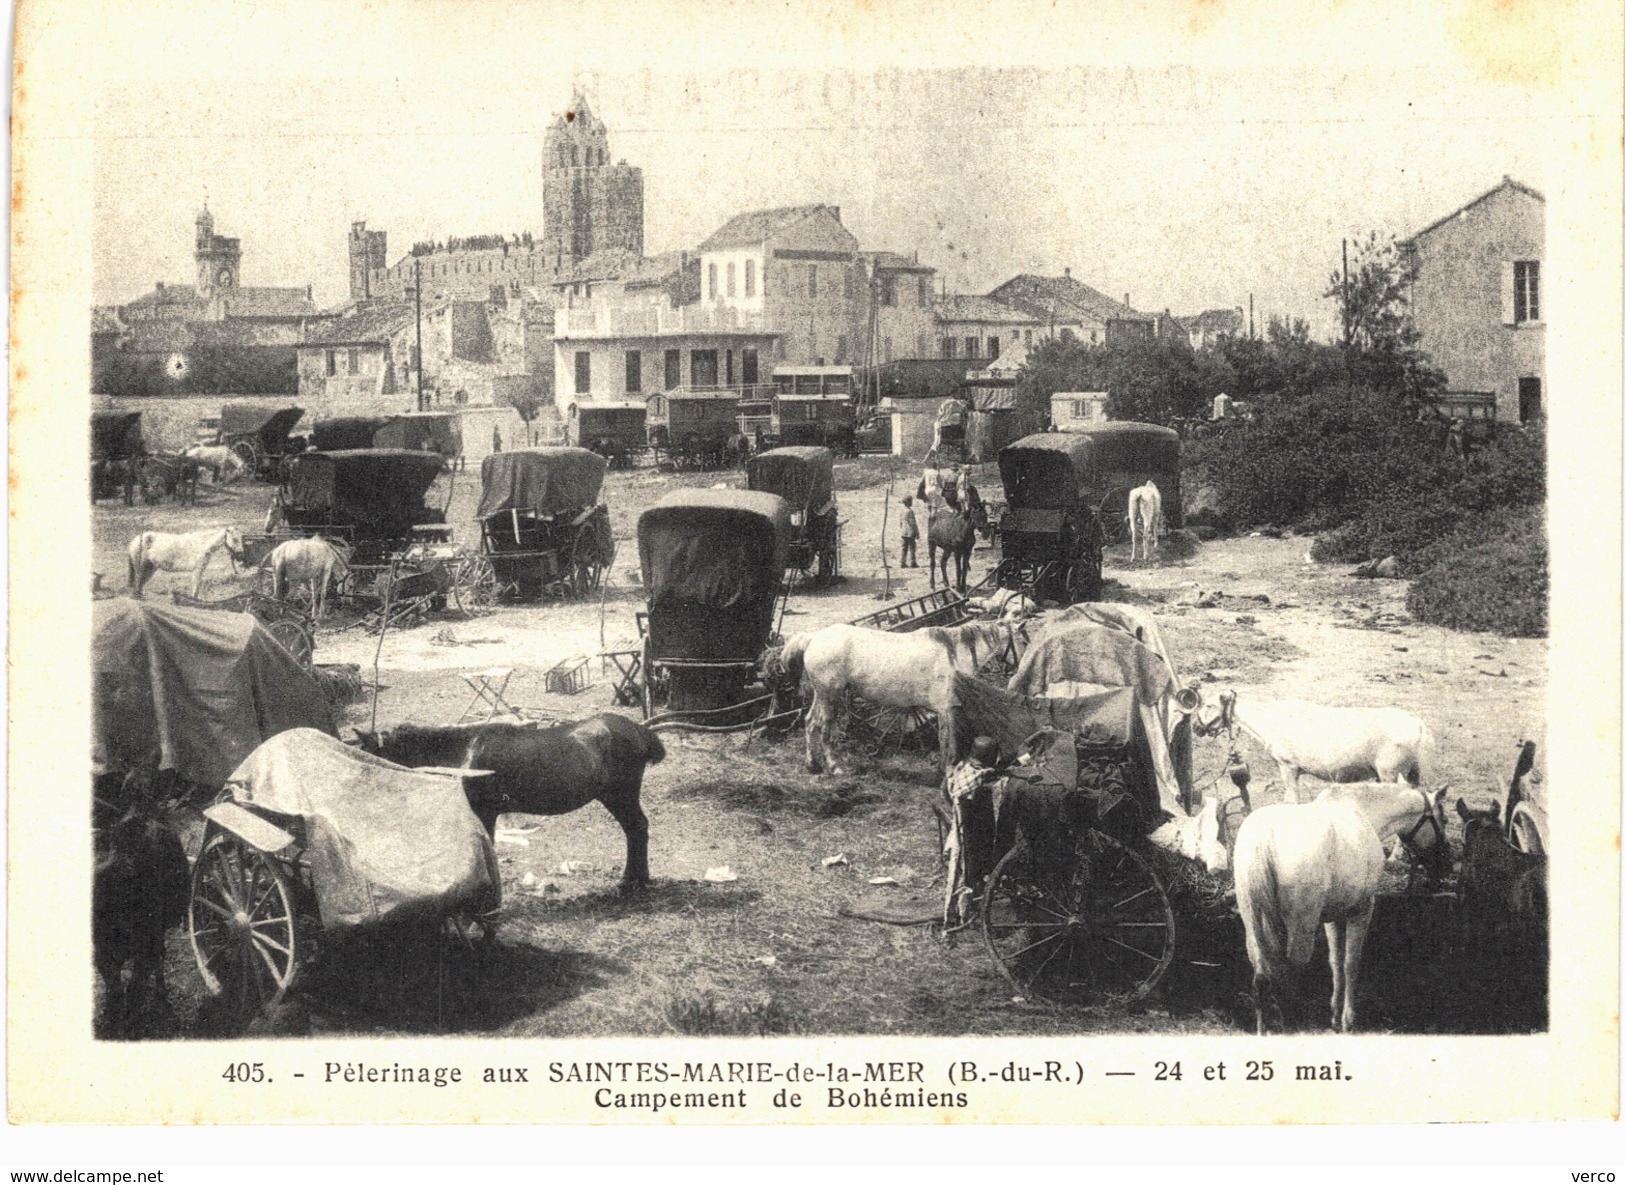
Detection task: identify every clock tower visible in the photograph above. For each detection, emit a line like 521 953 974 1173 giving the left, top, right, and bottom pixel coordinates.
195 204 243 298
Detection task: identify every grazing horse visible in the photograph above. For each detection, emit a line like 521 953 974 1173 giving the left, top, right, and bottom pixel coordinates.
1127 480 1163 564
183 444 246 483
1235 783 1447 1034
927 493 979 592
1194 689 1436 803
127 526 245 598
269 537 351 619
92 777 189 1039
780 620 1012 776
355 713 665 890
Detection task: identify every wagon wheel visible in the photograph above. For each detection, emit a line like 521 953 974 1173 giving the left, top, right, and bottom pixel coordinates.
570 520 609 596
844 695 935 758
982 832 1175 1006
1064 555 1102 605
189 830 300 1019
1508 803 1546 855
230 439 261 477
452 554 502 612
265 618 315 667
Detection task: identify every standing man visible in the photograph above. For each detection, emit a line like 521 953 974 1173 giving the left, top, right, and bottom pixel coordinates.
899 495 919 568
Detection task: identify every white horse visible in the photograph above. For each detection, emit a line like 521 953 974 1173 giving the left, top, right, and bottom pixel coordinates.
780 621 1012 776
1235 783 1447 1034
182 444 245 483
127 527 245 598
1127 480 1163 564
1194 689 1436 803
269 537 351 619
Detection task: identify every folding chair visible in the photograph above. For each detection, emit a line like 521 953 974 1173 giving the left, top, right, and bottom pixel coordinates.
459 666 519 722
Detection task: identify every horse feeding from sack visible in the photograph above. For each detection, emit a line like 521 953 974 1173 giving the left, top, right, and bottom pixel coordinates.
1234 783 1448 1035
269 537 351 619
355 713 665 890
779 620 1012 776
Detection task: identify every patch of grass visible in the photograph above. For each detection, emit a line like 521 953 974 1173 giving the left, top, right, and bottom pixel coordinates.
1406 506 1547 638
669 771 885 819
663 989 799 1036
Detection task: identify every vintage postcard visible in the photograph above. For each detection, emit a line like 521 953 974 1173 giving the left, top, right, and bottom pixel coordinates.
8 0 1621 1129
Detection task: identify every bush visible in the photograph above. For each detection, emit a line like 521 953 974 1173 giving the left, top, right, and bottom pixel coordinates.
1405 507 1548 637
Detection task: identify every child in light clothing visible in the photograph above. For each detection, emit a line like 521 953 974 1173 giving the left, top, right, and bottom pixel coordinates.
899 495 919 567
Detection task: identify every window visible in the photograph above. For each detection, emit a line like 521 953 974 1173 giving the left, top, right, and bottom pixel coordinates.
1519 377 1542 422
965 336 979 358
575 351 591 395
880 277 896 307
664 348 681 390
836 335 848 363
1025 329 1033 345
919 277 930 305
745 260 756 298
742 348 759 385
708 263 718 300
1060 328 1076 343
324 349 336 377
1513 260 1541 324
725 349 735 387
809 265 818 298
691 349 719 388
347 348 360 375
989 336 1000 360
942 337 957 358
726 262 736 298
625 350 642 393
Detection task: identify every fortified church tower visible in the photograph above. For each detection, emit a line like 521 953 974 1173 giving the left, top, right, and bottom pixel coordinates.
194 204 242 298
541 93 644 266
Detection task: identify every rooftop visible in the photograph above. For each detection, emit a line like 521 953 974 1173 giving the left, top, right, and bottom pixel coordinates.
990 274 1154 325
935 293 1038 324
697 205 844 252
301 302 415 347
1404 176 1547 244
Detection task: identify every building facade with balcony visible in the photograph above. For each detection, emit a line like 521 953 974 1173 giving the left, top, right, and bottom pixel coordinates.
550 251 778 413
1403 177 1546 423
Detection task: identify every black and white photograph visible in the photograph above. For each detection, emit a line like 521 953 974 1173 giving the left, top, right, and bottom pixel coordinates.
9 0 1620 1131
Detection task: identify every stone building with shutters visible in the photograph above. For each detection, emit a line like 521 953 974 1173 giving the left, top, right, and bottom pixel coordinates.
1402 176 1546 423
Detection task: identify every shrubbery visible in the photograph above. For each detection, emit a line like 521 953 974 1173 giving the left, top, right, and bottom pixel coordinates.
1188 381 1546 636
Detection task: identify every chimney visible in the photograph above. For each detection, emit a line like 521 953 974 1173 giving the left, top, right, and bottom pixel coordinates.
156 282 164 293
829 206 841 222
1124 292 1130 308
1063 268 1071 280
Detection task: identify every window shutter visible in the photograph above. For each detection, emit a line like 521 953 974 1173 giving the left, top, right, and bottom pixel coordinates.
1501 262 1516 325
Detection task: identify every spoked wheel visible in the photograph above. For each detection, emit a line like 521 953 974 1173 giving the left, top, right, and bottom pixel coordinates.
189 830 301 1019
452 554 502 612
844 694 936 758
230 440 260 478
1508 803 1546 855
265 618 315 667
981 832 1175 1006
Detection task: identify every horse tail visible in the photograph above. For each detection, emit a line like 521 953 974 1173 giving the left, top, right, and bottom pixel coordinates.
1414 722 1439 787
127 534 146 592
779 632 812 685
1240 834 1294 972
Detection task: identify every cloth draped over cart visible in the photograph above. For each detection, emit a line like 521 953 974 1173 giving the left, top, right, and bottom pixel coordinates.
93 600 337 789
1004 614 1196 817
475 448 608 521
224 728 501 930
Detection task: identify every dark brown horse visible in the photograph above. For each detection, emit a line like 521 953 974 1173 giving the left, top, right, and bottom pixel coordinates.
927 496 979 592
93 773 189 1038
355 714 665 889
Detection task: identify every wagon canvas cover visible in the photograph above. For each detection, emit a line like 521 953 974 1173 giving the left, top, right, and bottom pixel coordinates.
224 728 501 930
373 413 463 456
476 448 607 520
746 446 835 515
92 600 336 789
637 489 788 663
310 416 390 452
285 449 444 535
90 411 145 461
1006 619 1194 814
220 403 304 445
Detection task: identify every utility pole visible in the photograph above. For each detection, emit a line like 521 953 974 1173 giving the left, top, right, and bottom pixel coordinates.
1248 293 1255 340
1341 238 1351 350
414 256 425 411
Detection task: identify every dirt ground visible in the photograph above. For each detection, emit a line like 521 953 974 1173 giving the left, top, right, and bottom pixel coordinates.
91 458 1545 1038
